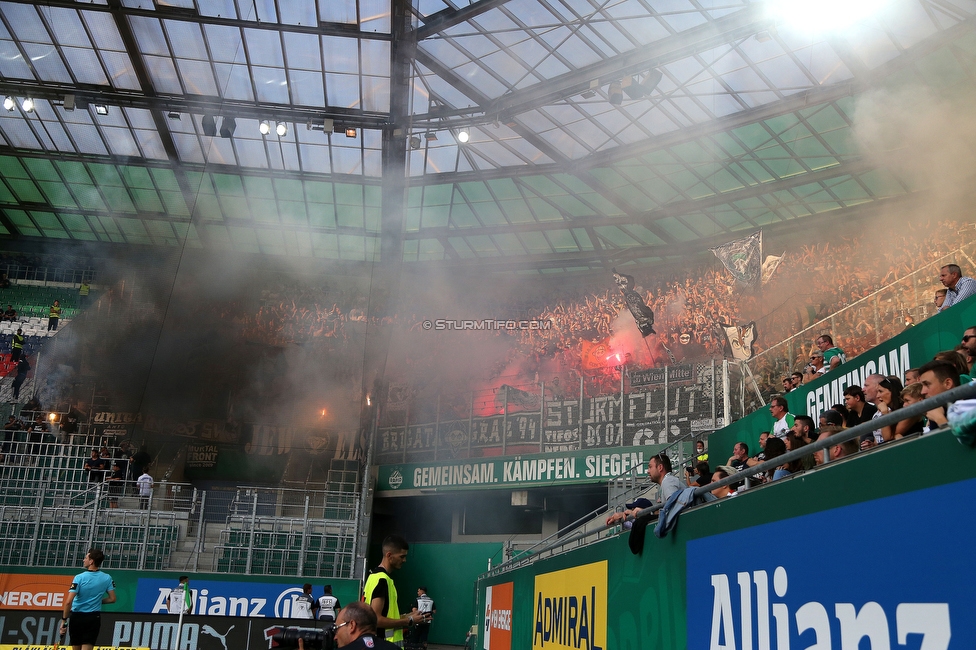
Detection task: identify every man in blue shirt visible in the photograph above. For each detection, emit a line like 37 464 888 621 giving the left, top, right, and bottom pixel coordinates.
60 548 116 650
938 264 976 311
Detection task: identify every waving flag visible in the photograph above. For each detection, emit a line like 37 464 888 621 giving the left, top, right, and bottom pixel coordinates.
711 231 762 287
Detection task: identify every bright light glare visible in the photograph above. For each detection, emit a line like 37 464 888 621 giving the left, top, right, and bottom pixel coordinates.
259 120 270 135
21 97 34 112
275 121 287 137
3 96 13 111
457 129 469 143
768 0 888 32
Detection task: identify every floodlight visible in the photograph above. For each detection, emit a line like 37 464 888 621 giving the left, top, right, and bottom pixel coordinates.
21 97 34 112
608 81 622 106
323 118 334 132
457 129 469 143
259 120 271 135
93 104 108 116
219 116 237 138
769 0 889 32
345 127 357 138
425 132 437 141
3 96 14 111
63 95 75 111
409 136 421 149
167 111 181 120
276 121 287 137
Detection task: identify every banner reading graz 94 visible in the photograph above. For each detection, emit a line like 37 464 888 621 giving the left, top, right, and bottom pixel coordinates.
533 561 607 650
376 445 671 493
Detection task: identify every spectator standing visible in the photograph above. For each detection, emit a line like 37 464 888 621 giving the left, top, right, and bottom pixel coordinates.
79 282 90 307
84 450 106 485
694 440 708 464
769 397 795 439
934 288 947 311
107 461 124 508
136 469 153 510
59 548 116 650
815 334 846 371
11 355 29 400
937 264 976 311
48 299 62 331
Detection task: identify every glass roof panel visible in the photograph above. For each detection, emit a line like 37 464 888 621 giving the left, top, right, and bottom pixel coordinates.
0 39 31 78
22 43 71 83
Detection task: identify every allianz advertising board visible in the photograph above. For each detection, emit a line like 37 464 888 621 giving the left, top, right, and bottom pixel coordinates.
686 478 974 650
134 580 314 618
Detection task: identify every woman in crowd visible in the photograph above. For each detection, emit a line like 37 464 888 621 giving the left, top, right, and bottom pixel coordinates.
763 436 791 481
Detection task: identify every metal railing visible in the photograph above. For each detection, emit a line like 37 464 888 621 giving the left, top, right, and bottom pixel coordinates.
746 240 976 396
482 381 976 578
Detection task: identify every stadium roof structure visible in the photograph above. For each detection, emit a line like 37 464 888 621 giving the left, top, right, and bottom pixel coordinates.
0 0 972 275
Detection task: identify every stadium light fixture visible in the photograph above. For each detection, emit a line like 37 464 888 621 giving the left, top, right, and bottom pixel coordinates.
21 97 34 112
259 120 271 135
608 81 622 105
345 127 357 138
457 129 469 143
93 104 108 116
219 116 237 138
276 121 287 137
769 0 889 32
3 96 14 111
202 115 217 136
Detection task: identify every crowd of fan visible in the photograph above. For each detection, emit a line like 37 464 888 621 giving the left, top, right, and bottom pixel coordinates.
182 220 973 409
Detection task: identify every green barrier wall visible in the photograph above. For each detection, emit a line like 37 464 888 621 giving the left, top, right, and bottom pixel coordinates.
708 297 976 464
395 541 502 646
476 429 976 649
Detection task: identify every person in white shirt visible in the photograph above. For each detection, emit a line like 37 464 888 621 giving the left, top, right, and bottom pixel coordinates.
136 471 153 510
292 583 315 620
167 576 192 615
317 585 341 623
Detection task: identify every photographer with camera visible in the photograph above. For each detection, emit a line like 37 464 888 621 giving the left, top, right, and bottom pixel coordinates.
294 602 398 650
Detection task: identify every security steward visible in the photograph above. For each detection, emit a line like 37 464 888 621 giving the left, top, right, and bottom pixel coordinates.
363 535 424 645
10 327 24 362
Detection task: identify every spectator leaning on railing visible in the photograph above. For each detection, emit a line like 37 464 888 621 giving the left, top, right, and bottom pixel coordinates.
937 264 976 311
815 334 846 372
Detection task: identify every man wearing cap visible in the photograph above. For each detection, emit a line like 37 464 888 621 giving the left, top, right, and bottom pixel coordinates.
605 453 681 525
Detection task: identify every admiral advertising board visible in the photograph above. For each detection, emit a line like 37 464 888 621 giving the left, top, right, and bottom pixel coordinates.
483 582 513 650
0 611 334 650
532 561 606 650
686 478 975 649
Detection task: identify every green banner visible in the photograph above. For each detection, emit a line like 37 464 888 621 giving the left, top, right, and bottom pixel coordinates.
708 297 976 463
376 444 680 494
476 429 976 650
